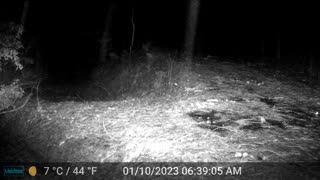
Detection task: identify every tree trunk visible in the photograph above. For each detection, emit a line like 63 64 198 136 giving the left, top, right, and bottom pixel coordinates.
99 4 116 63
184 0 200 65
20 0 30 28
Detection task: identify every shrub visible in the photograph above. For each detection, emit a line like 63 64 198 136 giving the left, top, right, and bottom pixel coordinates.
0 22 25 112
0 79 24 111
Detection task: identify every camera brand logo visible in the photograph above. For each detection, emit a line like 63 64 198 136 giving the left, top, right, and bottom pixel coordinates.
3 166 25 176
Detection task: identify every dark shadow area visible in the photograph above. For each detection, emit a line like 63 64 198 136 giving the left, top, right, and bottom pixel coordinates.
278 103 320 128
0 117 47 162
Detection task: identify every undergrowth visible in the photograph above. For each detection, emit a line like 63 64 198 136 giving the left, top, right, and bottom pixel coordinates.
85 49 196 100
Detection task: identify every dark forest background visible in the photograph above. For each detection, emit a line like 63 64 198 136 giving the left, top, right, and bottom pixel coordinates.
1 0 319 82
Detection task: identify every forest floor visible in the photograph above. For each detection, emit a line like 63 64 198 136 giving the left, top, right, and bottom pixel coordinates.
1 56 320 179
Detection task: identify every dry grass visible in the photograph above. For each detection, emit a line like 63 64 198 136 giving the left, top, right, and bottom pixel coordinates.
1 54 320 180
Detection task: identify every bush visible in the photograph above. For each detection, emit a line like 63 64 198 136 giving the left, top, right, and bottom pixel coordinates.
0 22 23 71
0 22 25 112
0 79 24 111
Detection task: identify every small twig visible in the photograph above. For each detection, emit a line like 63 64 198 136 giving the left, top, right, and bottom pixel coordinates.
261 149 283 159
94 82 112 96
100 152 117 162
0 91 33 115
36 80 41 112
173 133 192 143
20 81 38 87
102 119 115 140
129 9 135 62
167 58 174 92
0 80 41 115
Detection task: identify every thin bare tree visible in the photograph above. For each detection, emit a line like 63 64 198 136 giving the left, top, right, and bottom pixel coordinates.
21 0 30 29
99 3 116 63
128 9 135 67
184 0 200 65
